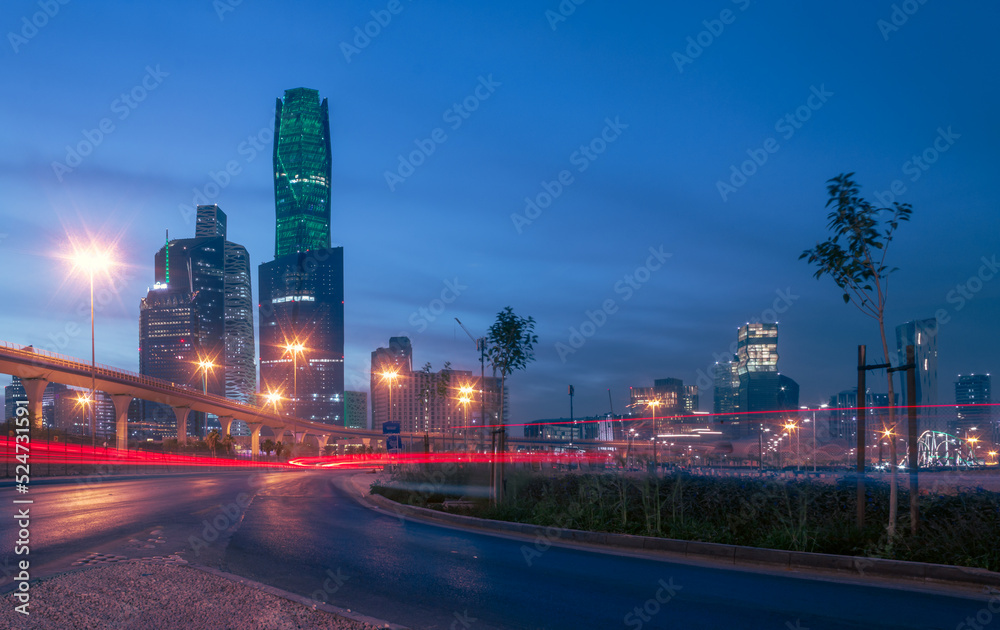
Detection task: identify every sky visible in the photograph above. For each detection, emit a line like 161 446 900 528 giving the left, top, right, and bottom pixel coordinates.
1 0 998 423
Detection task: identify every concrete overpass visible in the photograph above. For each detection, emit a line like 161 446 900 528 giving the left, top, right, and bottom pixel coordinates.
0 341 380 456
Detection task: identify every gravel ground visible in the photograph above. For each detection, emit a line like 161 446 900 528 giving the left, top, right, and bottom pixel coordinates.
1 561 386 629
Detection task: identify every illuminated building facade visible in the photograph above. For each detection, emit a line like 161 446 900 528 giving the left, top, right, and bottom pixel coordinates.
896 318 940 432
259 88 344 426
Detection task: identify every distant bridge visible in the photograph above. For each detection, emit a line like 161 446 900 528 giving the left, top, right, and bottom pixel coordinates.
0 341 610 459
0 341 379 457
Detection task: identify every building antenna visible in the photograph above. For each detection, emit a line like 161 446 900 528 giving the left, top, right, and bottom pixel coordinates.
608 388 614 415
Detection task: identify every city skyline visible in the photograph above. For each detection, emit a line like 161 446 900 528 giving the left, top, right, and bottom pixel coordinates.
2 1 999 423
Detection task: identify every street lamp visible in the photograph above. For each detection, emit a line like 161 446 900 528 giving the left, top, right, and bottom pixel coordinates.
197 359 215 394
784 421 800 471
458 385 473 451
283 342 307 419
967 436 980 466
646 399 663 473
68 241 115 449
380 369 400 449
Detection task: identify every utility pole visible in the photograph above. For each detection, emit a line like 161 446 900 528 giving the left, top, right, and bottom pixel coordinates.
569 385 575 442
857 345 867 529
905 345 919 535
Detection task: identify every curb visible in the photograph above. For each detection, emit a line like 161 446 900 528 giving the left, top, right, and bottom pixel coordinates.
187 564 409 629
352 475 1000 591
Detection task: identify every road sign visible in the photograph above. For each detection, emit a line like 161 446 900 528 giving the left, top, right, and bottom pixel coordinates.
386 435 402 451
382 421 400 434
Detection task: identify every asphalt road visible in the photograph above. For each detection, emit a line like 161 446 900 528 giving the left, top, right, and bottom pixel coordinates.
1 471 995 629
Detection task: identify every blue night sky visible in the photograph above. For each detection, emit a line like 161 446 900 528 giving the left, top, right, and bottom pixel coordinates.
1 0 998 423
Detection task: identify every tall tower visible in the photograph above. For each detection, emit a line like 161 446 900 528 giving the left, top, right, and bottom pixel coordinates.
273 87 332 257
954 374 991 437
736 323 780 420
896 318 939 433
259 88 344 425
138 205 255 438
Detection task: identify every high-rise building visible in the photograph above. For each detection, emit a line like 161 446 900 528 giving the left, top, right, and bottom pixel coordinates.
896 318 939 432
713 355 739 421
828 388 898 440
4 376 26 421
955 374 991 437
369 337 505 435
139 205 255 438
273 87 332 258
259 88 344 425
344 391 368 429
736 323 780 421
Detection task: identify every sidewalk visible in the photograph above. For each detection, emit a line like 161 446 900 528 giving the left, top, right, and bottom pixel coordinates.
1 560 403 629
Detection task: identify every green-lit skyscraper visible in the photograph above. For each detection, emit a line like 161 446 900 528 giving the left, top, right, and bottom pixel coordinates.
273 88 332 257
260 88 344 425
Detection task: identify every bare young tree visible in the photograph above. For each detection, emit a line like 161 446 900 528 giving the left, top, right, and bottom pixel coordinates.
800 173 912 537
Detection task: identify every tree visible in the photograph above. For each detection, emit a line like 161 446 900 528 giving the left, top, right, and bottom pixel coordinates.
221 433 235 458
417 361 452 428
275 440 286 461
206 429 220 458
485 306 538 504
800 173 912 537
262 438 275 461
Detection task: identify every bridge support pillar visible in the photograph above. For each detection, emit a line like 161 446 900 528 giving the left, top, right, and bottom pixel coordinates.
317 434 330 455
111 394 133 451
251 424 263 461
21 378 48 431
219 416 235 437
174 407 191 446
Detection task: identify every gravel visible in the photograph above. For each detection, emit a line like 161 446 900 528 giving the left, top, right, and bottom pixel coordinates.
1 561 387 629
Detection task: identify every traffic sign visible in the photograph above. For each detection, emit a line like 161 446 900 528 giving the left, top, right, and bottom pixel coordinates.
386 435 402 451
382 421 400 434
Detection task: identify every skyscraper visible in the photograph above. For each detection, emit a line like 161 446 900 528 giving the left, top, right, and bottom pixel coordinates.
955 374 991 437
736 323 780 420
896 318 939 432
139 205 255 438
344 391 368 430
259 88 344 425
273 87 332 257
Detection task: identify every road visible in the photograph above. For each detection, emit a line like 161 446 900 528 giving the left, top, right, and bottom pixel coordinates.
1 471 994 629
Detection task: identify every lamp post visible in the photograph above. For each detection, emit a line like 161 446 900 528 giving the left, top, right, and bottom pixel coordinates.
646 399 662 473
283 342 306 419
784 422 800 471
459 385 473 452
264 391 282 460
69 243 114 449
967 436 980 466
380 369 400 453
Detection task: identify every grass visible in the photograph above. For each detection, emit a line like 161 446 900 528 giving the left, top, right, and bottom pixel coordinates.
371 466 1000 572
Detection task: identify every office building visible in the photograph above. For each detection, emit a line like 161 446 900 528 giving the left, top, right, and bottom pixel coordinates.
370 337 505 436
259 88 344 425
4 376 26 421
344 391 368 430
955 374 991 437
896 318 940 432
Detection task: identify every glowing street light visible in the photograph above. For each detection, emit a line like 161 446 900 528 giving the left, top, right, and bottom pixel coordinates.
197 359 215 394
283 342 307 419
67 240 116 449
380 368 400 429
647 399 663 472
967 436 980 466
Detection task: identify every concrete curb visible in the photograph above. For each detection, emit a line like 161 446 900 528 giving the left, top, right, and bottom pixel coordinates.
188 564 409 629
353 475 1000 590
